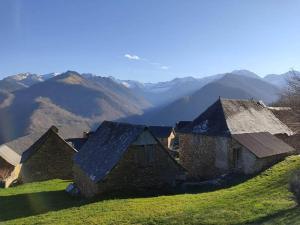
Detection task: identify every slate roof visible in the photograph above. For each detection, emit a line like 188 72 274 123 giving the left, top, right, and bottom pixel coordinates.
65 138 88 151
149 126 174 138
190 98 294 136
74 121 148 183
232 132 295 158
175 121 192 133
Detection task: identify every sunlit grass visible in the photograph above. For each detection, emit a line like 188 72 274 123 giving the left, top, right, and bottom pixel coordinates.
1 156 300 225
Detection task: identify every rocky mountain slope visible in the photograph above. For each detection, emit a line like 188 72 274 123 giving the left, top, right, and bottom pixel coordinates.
0 71 150 143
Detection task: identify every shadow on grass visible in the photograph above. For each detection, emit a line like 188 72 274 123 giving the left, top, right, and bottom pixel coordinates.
0 173 260 223
0 190 92 222
243 207 300 225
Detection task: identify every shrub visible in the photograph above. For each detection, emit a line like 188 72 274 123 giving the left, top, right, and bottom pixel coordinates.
289 169 300 205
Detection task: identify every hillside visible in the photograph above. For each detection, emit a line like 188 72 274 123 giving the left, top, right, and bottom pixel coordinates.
1 156 299 224
119 75 222 106
0 73 44 92
0 71 151 143
264 70 300 89
118 70 261 107
134 73 281 125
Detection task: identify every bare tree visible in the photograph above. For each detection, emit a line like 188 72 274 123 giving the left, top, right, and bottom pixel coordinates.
279 69 300 109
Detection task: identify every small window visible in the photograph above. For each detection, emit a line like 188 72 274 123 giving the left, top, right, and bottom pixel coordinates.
233 148 242 169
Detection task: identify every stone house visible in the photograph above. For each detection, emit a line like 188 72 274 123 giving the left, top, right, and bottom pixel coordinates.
178 98 295 179
73 121 186 198
149 126 175 149
0 126 77 187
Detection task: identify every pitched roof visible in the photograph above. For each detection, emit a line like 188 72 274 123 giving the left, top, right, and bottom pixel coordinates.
0 126 76 166
74 121 148 183
65 138 88 151
175 121 192 133
191 98 293 136
232 132 295 158
21 126 77 162
0 133 42 166
149 126 174 138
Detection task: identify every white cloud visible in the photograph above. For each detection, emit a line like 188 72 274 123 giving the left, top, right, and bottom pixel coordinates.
124 54 140 60
124 53 169 70
160 66 169 70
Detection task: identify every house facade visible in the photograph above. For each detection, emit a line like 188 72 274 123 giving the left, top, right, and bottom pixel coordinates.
73 121 186 198
178 98 295 179
20 126 77 183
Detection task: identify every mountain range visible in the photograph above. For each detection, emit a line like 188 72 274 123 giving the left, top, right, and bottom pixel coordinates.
0 69 298 143
128 73 281 125
0 71 149 143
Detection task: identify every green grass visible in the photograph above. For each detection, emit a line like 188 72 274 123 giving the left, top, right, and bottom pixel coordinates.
1 156 300 225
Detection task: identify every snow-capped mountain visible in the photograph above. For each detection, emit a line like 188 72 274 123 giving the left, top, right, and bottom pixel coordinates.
0 69 292 107
42 72 61 80
114 70 260 106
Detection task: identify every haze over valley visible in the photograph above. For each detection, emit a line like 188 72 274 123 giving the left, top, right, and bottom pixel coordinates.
0 69 298 143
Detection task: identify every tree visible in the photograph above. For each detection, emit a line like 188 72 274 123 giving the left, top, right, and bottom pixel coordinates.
278 70 300 109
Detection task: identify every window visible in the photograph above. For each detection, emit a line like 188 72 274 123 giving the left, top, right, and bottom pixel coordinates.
233 148 242 169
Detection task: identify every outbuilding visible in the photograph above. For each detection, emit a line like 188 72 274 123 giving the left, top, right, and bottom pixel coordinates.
179 98 295 179
0 126 77 187
73 121 186 197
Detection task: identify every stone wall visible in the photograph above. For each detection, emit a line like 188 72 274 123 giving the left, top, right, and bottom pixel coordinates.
235 144 289 175
73 164 99 198
179 133 231 179
20 132 76 183
74 144 185 198
179 134 288 179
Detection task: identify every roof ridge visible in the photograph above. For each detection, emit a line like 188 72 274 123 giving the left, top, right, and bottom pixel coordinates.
218 98 231 133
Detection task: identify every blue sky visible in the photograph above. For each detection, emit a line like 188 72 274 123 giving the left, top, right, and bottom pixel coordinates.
0 0 300 82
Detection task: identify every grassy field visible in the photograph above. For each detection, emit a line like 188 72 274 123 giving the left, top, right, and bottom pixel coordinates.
1 156 300 225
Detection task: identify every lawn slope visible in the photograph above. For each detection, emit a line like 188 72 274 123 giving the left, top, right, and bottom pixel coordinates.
1 156 300 225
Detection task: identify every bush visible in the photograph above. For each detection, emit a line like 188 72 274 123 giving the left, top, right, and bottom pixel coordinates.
289 169 300 205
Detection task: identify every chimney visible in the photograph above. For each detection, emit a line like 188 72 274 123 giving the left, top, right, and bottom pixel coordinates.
83 131 94 139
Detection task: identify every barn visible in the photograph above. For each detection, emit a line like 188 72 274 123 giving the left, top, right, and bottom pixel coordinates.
179 98 295 179
149 126 175 149
73 121 186 198
0 126 77 187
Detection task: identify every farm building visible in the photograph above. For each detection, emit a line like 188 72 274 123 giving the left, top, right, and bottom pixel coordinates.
73 121 186 198
178 98 295 179
268 106 300 151
149 126 175 149
0 126 77 187
0 132 42 187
